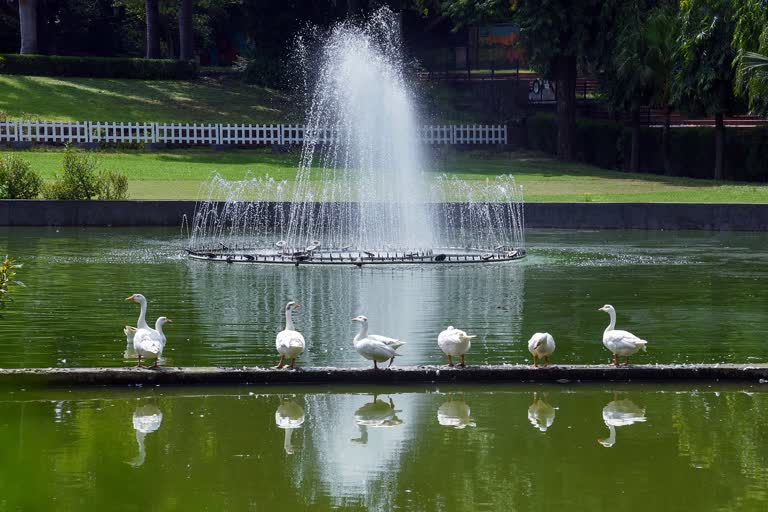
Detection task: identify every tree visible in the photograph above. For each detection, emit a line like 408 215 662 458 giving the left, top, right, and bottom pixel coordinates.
673 0 737 180
733 0 768 116
145 0 160 58
439 1 608 161
644 8 678 174
18 0 38 54
178 0 193 61
605 3 678 173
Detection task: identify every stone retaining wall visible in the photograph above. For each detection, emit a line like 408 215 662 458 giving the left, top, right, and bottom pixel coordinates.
1 200 767 230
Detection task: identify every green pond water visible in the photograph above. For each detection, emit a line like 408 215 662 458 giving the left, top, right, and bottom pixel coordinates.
1 227 767 368
1 227 768 511
0 385 767 511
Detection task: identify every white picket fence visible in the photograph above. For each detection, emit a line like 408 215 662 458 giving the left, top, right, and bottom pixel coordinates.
0 121 506 146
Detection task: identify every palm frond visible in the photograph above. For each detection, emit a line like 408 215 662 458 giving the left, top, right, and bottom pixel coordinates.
739 51 768 75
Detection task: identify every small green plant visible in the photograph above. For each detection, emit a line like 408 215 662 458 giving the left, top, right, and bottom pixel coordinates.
44 144 101 200
0 256 22 311
43 146 130 200
98 170 129 200
0 154 42 199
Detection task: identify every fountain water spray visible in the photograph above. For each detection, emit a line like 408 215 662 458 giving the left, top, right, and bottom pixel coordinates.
188 8 525 265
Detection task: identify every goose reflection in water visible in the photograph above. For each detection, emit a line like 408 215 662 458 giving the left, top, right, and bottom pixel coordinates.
437 394 476 429
351 395 403 444
128 404 163 467
598 395 646 448
527 392 556 432
275 398 305 455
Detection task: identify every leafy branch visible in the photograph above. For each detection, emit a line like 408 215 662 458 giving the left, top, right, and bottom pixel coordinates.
0 256 23 310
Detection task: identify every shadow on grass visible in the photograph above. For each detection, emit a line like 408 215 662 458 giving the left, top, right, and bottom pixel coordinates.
429 149 753 189
0 76 298 124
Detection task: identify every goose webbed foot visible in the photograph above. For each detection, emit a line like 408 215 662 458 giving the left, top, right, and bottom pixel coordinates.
275 355 285 369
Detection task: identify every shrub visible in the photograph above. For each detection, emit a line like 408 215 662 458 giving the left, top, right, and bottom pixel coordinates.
0 54 197 80
0 256 22 311
526 114 558 156
526 113 768 181
0 155 42 199
98 170 129 200
242 54 283 87
44 145 101 200
43 147 130 200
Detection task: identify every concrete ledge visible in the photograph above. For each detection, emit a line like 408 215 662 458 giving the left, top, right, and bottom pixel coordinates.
524 202 768 231
0 364 766 387
1 200 767 230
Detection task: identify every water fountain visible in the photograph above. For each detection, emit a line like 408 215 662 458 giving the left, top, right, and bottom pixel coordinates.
187 9 525 266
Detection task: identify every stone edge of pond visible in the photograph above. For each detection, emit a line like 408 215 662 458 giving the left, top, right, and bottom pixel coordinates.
2 201 768 231
1 364 767 387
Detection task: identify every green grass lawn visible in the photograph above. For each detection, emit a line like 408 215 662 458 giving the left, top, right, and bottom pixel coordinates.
3 147 767 202
0 75 297 124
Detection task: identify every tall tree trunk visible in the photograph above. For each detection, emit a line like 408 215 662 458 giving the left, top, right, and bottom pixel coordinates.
145 0 161 59
662 105 672 175
18 0 38 55
179 0 193 61
630 106 641 172
714 112 725 180
556 55 577 160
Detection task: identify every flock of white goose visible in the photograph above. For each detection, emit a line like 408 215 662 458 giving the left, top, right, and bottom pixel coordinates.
123 294 649 369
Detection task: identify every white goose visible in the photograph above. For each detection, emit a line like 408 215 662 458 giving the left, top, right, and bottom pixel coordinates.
133 317 171 368
275 398 305 455
437 326 476 367
527 332 556 368
275 301 305 369
598 397 646 448
128 404 163 467
124 293 152 358
598 305 648 366
352 315 404 370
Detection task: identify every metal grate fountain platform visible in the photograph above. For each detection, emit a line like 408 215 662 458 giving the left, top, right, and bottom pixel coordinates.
186 245 526 266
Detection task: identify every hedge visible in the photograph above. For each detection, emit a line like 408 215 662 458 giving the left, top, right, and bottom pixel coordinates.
0 54 197 80
527 113 768 182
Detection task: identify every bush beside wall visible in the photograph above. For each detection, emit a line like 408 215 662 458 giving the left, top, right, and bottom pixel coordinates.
527 113 768 182
0 154 42 199
0 54 197 80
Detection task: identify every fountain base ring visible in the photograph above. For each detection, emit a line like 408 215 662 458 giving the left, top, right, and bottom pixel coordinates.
186 247 526 266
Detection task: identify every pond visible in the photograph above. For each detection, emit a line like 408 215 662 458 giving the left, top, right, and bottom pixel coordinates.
0 385 766 511
1 227 767 368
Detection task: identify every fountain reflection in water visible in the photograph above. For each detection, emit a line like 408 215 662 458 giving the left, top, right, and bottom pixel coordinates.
187 8 525 265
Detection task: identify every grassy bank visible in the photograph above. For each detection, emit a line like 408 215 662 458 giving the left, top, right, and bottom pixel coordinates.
1 147 766 202
0 74 499 125
0 75 296 124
